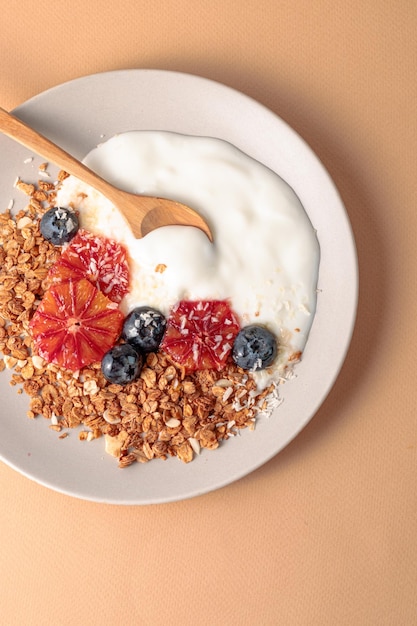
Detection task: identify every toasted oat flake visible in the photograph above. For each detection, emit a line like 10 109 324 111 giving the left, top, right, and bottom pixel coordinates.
176 441 193 463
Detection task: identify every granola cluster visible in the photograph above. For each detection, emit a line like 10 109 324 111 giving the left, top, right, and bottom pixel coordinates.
0 173 277 468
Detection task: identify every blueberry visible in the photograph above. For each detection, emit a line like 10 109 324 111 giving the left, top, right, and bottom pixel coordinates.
122 306 166 353
101 343 143 385
40 206 79 245
232 324 277 370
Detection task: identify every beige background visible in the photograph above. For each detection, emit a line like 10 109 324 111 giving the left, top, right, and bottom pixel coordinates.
1 1 416 624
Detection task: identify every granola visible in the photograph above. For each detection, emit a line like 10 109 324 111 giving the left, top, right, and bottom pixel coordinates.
0 173 281 468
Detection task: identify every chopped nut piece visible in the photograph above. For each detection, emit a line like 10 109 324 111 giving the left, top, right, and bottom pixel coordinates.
165 417 181 428
32 355 45 370
4 355 17 369
17 216 33 230
83 379 98 395
188 437 201 455
105 432 127 457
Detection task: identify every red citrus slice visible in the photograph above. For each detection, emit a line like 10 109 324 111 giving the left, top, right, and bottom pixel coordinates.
48 229 129 303
29 278 124 371
161 300 240 372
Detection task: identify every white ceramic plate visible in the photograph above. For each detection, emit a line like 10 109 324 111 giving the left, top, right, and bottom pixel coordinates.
0 70 358 504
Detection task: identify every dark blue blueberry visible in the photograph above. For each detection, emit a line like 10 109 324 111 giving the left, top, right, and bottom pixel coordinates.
40 206 79 245
122 306 166 353
101 343 143 385
232 325 277 370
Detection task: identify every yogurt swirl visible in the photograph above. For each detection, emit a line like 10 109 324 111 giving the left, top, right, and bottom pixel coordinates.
55 131 320 387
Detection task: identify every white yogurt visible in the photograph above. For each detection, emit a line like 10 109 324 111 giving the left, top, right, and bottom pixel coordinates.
55 131 320 388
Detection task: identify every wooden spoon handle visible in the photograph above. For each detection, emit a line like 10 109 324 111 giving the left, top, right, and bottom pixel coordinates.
0 107 213 241
0 107 122 205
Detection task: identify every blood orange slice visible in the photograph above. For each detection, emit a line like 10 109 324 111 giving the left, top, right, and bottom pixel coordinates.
29 278 124 371
161 300 240 372
48 229 129 303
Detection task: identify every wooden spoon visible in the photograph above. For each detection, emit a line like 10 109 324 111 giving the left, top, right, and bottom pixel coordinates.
0 107 212 240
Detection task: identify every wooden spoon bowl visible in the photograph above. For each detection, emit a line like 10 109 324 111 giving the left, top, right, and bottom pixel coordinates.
0 107 212 240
